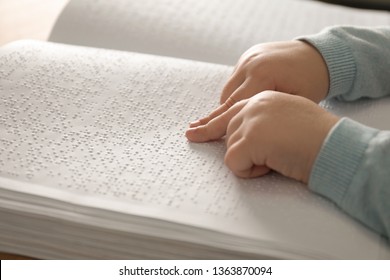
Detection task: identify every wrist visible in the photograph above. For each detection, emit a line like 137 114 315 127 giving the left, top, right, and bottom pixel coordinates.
304 111 339 183
308 118 379 201
297 40 330 102
296 27 356 100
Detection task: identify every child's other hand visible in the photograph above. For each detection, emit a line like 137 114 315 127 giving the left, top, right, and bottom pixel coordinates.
186 91 339 183
190 41 329 128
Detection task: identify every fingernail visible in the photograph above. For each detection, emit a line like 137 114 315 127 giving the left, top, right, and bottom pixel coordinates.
185 127 196 140
189 120 201 128
186 127 197 134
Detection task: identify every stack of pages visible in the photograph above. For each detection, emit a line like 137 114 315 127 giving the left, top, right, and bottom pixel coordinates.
0 0 389 259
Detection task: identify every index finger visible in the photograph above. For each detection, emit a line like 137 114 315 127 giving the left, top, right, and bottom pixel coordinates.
189 96 236 128
190 78 262 129
185 100 246 143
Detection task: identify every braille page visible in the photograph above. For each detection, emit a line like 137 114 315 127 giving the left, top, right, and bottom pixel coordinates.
49 0 390 65
0 41 389 259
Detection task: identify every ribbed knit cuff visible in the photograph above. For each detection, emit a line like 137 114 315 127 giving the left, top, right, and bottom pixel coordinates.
296 28 356 99
309 118 379 206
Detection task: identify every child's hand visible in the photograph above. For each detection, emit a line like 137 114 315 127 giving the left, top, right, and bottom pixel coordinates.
190 41 329 128
186 91 339 183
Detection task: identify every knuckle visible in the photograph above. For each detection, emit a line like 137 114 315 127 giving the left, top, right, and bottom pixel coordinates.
203 123 215 141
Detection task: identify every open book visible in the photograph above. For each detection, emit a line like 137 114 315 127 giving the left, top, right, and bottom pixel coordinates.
0 0 389 259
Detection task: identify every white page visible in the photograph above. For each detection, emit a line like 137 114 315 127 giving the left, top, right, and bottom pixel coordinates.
49 0 390 65
0 40 389 259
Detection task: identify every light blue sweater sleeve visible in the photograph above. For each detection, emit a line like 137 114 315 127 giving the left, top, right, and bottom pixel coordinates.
298 26 390 238
299 26 390 101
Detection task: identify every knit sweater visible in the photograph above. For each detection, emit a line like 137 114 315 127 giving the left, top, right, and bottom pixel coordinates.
299 26 390 239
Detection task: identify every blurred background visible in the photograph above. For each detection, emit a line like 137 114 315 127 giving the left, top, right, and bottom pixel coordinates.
0 0 68 45
0 0 389 46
